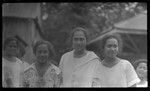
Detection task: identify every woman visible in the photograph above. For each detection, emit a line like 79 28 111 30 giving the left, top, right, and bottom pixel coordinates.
134 59 147 87
2 37 23 87
59 27 99 87
93 34 140 87
22 40 61 87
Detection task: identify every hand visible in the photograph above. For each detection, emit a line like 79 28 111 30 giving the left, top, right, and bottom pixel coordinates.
6 77 13 87
23 80 30 87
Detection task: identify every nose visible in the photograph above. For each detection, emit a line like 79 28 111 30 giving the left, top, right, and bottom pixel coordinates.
110 47 115 51
40 53 46 57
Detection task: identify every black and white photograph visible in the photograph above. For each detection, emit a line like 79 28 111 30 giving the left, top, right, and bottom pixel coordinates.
2 2 147 88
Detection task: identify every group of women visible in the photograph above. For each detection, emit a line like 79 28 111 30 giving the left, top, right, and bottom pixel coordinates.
2 27 147 88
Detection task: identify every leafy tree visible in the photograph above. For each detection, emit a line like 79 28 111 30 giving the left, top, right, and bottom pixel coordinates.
40 2 147 65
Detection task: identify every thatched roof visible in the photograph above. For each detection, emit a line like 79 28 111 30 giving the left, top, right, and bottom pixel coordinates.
114 11 147 30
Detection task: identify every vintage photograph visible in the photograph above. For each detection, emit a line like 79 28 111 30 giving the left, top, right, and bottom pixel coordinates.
2 2 147 88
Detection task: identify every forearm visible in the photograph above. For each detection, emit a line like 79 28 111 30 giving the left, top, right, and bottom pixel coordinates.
129 84 137 88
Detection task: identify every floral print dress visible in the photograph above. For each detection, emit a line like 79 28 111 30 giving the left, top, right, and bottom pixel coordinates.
22 63 61 87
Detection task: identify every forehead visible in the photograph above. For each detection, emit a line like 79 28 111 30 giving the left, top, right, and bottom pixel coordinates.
7 40 17 45
106 38 118 45
37 44 48 50
73 30 86 38
138 62 147 67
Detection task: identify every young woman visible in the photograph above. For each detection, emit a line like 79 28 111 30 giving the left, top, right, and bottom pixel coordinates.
134 59 147 87
59 27 99 87
93 34 140 87
2 37 23 87
22 40 61 87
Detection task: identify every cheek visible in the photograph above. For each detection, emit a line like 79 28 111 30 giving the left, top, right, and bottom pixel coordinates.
104 47 111 53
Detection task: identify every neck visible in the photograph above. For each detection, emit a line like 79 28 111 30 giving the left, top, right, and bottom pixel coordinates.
140 76 147 82
104 56 116 63
4 52 13 58
36 59 49 68
74 49 86 57
3 52 17 62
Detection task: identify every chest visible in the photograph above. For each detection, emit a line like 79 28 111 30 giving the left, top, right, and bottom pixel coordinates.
25 67 56 87
4 62 21 78
96 64 127 86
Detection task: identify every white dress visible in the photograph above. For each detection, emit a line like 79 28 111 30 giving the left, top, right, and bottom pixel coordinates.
136 81 148 87
93 58 140 87
59 50 99 87
2 57 25 87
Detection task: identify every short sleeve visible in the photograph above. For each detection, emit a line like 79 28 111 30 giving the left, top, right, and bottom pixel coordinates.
92 58 101 87
125 61 140 87
59 54 65 70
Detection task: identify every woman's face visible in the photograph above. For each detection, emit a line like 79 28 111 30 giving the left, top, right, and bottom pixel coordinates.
36 44 49 63
73 30 86 51
104 38 119 58
136 62 147 79
5 40 18 57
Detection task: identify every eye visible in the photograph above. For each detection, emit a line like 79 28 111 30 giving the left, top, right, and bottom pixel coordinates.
106 45 111 48
143 66 147 70
113 45 117 48
74 38 78 41
80 38 84 41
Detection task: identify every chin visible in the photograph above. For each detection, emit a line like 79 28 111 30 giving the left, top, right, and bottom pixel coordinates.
39 61 46 64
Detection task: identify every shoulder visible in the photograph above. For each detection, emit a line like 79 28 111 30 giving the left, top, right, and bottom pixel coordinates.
87 51 100 61
15 57 23 64
51 64 61 75
61 50 73 58
24 64 35 74
119 58 131 65
22 61 30 67
118 58 133 69
23 64 36 79
60 50 73 64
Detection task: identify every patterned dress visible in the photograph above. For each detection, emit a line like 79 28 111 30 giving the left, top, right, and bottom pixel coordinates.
22 63 61 87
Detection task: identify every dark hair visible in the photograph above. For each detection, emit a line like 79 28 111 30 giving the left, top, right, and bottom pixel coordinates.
71 27 88 42
33 40 56 59
133 59 147 70
69 27 89 50
100 33 123 58
3 37 19 50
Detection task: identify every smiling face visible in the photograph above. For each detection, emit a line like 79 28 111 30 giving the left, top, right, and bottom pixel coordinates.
35 44 49 64
72 30 87 51
5 40 18 57
136 62 147 80
104 38 119 58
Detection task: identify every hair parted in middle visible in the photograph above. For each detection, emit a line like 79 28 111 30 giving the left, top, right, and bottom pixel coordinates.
32 40 56 59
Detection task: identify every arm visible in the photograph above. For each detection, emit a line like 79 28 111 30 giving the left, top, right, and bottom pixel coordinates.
53 72 62 87
130 84 137 87
57 55 65 87
125 61 140 87
91 58 101 87
92 78 101 87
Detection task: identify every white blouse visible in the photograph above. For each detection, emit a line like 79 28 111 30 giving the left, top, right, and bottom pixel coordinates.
93 58 140 87
2 57 24 87
59 50 99 87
